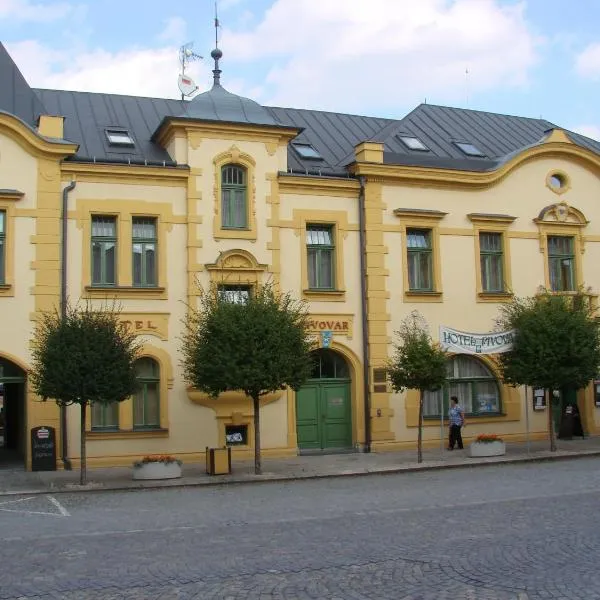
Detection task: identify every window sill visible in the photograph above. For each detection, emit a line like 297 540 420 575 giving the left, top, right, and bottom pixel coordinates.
84 285 167 299
0 284 13 297
477 291 513 303
87 428 169 440
214 227 257 241
303 289 346 302
404 290 443 303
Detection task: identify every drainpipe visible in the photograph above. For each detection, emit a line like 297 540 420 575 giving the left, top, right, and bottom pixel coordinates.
60 180 76 470
358 175 371 453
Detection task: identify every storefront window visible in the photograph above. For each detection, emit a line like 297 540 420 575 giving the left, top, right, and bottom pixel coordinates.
423 356 500 417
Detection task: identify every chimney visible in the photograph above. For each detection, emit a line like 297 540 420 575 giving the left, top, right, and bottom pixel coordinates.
37 115 65 139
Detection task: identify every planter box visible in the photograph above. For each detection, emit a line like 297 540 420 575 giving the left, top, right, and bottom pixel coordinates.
469 440 506 458
133 461 182 480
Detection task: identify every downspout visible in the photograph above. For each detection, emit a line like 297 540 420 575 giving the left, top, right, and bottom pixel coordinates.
60 180 76 470
358 175 371 453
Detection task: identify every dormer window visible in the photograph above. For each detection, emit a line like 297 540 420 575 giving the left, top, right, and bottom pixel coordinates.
454 141 485 157
292 143 322 160
398 135 429 151
106 129 135 147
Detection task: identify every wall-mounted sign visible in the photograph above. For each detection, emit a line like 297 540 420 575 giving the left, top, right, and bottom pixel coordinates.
533 388 547 411
439 326 514 355
118 313 169 340
307 314 354 339
321 331 332 348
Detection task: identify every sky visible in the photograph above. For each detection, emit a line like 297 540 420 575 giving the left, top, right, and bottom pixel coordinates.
1 0 600 139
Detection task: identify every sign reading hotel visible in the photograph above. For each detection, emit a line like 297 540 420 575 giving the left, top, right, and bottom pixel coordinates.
307 315 353 339
439 326 514 355
118 313 169 341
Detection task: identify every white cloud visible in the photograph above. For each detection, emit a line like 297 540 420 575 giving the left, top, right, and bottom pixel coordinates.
7 40 211 99
572 124 600 141
576 42 600 80
222 0 539 112
0 0 72 22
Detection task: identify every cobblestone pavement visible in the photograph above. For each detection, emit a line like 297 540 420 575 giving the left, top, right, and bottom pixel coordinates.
1 459 600 599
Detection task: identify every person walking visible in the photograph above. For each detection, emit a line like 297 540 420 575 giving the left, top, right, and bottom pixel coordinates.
448 396 465 450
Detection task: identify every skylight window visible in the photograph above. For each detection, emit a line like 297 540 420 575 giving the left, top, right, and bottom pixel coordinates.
398 135 429 151
454 141 485 157
106 129 135 147
292 143 322 160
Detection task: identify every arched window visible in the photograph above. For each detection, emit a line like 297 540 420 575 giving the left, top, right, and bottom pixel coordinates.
309 349 349 379
423 355 500 417
134 357 160 429
221 164 247 229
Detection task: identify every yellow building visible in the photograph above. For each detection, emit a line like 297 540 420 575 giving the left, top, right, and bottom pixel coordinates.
1 41 599 470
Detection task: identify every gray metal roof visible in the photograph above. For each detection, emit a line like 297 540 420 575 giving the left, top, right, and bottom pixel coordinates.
0 43 46 126
180 83 280 127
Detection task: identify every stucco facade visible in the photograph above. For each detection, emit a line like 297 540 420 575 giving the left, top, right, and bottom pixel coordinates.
1 43 599 470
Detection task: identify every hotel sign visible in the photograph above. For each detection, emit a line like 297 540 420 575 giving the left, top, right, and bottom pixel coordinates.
440 326 514 355
118 313 169 341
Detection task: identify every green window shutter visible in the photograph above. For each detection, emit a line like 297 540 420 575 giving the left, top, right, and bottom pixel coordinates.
221 165 247 229
548 235 575 291
0 210 5 285
479 232 504 292
91 216 117 286
133 358 161 429
306 225 335 289
132 217 158 287
406 229 432 291
91 402 119 430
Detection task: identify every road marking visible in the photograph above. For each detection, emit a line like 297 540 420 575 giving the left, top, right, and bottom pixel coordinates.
0 495 70 517
0 496 35 506
47 495 70 517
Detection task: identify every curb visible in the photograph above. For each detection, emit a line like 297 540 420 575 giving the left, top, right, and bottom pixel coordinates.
1 449 600 498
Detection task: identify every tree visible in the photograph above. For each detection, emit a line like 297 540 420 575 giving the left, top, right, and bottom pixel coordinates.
31 303 140 484
387 312 448 463
180 283 313 474
497 292 600 451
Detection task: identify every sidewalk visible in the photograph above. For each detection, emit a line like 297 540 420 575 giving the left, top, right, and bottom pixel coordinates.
1 436 600 497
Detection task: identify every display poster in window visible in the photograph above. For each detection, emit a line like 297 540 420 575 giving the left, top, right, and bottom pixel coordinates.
533 388 547 411
439 326 515 355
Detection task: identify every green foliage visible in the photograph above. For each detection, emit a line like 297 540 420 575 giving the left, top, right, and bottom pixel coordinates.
387 312 448 394
496 292 600 390
31 302 140 407
180 283 314 401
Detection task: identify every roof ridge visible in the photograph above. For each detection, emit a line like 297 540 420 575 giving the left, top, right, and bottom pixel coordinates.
416 102 556 126
266 104 397 123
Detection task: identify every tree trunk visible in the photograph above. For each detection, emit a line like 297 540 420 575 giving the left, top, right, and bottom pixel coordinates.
417 389 424 464
253 395 261 475
80 402 87 485
547 389 556 452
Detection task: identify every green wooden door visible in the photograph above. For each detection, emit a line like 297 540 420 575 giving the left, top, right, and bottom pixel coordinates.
296 380 352 450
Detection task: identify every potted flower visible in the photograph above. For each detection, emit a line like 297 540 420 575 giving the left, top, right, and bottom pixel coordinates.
469 433 506 458
132 454 183 480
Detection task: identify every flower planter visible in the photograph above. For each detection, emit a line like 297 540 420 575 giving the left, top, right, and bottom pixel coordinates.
133 461 182 480
469 440 506 458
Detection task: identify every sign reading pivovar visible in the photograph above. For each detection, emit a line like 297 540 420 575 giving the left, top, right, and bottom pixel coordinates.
439 326 515 355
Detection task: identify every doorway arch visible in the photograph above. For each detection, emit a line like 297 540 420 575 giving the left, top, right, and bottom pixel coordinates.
296 349 353 452
0 356 26 467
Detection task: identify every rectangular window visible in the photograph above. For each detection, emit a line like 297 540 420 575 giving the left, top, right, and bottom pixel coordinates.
134 381 160 429
548 236 575 291
91 216 117 286
132 217 157 287
407 229 433 291
91 402 119 431
222 165 247 229
480 232 504 292
0 210 5 285
218 284 251 304
307 225 335 290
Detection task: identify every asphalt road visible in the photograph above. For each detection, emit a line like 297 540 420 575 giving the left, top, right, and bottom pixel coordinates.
1 459 600 599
